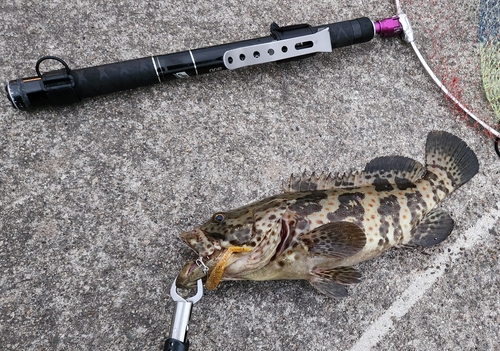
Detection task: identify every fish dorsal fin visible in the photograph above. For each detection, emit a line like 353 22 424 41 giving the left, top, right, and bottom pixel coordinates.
364 156 425 182
284 156 425 193
364 156 426 191
284 170 362 193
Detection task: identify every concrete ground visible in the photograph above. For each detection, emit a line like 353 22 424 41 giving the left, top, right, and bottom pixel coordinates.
1 0 499 350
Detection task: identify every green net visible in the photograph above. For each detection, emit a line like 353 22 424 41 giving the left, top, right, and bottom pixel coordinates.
401 0 500 138
479 0 500 124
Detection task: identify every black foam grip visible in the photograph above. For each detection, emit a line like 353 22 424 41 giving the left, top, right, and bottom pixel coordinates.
71 57 159 99
326 17 374 48
163 338 189 351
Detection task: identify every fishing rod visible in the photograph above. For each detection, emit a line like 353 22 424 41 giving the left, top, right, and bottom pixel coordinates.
5 16 402 111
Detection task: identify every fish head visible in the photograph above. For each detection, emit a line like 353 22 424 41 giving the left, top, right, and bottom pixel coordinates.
176 199 287 288
176 207 257 288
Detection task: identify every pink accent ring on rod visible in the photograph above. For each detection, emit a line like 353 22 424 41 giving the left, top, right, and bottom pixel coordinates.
374 16 403 37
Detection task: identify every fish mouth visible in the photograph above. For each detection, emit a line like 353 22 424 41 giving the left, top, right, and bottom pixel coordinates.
176 249 221 288
176 262 205 288
177 228 219 288
177 228 255 289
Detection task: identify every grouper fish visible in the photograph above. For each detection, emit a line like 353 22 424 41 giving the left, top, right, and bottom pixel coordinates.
176 131 479 297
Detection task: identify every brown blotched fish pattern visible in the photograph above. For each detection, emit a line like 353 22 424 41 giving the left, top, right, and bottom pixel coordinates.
176 131 479 297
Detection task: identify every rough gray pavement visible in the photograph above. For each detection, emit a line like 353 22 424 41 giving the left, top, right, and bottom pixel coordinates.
1 1 499 350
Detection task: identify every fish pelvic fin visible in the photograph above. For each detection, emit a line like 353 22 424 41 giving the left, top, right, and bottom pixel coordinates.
309 266 362 298
425 131 479 192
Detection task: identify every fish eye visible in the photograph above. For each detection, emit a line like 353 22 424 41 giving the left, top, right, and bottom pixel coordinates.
212 213 225 223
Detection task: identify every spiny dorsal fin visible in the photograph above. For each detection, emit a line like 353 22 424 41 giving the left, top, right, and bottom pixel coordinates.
283 170 361 193
283 156 425 193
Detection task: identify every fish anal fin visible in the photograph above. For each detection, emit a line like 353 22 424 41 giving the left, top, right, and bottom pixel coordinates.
300 222 366 259
407 208 454 247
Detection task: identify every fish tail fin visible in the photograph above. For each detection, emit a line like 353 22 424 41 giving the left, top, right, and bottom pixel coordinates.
425 131 479 192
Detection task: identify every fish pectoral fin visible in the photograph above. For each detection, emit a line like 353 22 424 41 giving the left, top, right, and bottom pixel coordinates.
299 222 366 258
205 246 252 290
309 266 362 298
406 208 454 247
